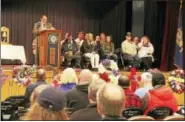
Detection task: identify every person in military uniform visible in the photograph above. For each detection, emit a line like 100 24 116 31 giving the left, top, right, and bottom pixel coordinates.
32 15 55 65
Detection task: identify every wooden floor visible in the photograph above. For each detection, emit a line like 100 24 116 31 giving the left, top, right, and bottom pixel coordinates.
1 65 184 106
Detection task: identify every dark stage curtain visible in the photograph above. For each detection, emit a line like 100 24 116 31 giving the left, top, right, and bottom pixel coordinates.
144 0 166 68
160 1 180 71
182 1 185 70
100 1 126 48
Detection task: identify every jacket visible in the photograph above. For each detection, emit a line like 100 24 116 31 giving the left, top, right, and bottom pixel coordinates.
101 116 127 121
81 40 98 54
101 42 115 54
143 86 178 115
65 83 89 110
70 103 101 120
61 39 78 54
58 83 76 92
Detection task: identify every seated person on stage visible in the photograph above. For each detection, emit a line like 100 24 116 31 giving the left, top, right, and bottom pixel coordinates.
134 72 153 99
121 32 140 68
75 31 84 52
101 35 118 62
61 34 81 68
133 36 140 51
61 32 69 46
95 35 101 55
81 33 99 70
97 83 127 120
138 36 154 70
118 76 142 109
70 75 105 120
142 72 178 114
24 69 47 107
32 15 55 64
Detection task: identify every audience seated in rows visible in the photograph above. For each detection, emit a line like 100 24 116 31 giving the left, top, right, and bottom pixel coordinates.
58 68 77 92
24 69 47 107
118 76 142 109
134 72 153 99
97 83 127 120
70 75 105 120
65 69 92 110
142 72 178 115
23 86 69 120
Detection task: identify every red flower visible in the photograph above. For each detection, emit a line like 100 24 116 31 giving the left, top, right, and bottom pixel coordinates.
99 72 110 83
52 80 60 88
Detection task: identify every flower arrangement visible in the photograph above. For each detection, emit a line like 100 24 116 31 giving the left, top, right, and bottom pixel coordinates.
98 59 119 84
168 69 184 94
13 65 37 86
1 68 10 87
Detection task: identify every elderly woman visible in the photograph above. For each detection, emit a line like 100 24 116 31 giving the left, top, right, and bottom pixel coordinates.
138 36 154 70
58 68 78 92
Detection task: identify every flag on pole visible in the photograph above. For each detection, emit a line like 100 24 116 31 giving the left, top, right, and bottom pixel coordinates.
174 0 183 69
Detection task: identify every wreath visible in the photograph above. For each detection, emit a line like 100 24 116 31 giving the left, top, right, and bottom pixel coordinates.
13 65 37 86
98 59 119 84
1 68 10 87
168 69 185 94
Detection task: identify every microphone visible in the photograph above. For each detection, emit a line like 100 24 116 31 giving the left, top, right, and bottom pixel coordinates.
36 22 41 28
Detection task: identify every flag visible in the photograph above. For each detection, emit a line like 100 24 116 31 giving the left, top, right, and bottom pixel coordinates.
174 2 183 69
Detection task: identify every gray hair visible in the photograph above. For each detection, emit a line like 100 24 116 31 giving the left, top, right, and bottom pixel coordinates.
97 83 125 116
88 77 106 102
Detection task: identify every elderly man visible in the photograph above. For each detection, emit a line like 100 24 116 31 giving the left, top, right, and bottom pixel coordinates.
70 76 105 120
134 72 153 99
118 75 142 109
65 69 92 110
97 83 127 120
25 69 47 107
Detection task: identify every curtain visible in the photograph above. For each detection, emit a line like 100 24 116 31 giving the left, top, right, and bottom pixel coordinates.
144 0 166 68
182 1 185 70
160 1 180 71
100 1 126 48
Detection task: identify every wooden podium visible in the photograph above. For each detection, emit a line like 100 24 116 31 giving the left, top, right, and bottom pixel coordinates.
38 30 62 68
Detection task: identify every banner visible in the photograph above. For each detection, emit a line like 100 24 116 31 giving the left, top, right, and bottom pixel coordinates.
174 2 183 69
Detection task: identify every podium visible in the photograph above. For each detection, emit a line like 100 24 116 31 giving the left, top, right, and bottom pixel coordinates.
38 30 62 68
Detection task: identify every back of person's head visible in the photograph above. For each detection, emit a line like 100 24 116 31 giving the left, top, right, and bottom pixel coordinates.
60 68 78 84
23 86 69 120
118 75 130 88
88 77 106 103
151 72 166 87
36 69 46 81
97 83 125 117
141 72 153 87
30 84 49 105
79 69 92 85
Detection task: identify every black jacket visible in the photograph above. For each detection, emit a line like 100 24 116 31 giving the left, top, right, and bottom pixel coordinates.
24 80 46 107
61 39 78 54
81 40 98 54
65 84 89 110
70 103 101 121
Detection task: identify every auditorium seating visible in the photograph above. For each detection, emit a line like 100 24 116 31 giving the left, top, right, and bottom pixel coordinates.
163 115 185 121
122 107 143 119
128 115 154 121
147 107 173 120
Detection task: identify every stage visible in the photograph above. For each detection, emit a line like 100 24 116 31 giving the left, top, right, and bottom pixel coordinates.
1 65 184 106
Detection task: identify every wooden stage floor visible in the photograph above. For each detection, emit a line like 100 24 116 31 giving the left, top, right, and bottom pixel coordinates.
1 65 184 106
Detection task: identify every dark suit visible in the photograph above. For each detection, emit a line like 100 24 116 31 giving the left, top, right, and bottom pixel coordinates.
24 80 46 107
70 103 101 120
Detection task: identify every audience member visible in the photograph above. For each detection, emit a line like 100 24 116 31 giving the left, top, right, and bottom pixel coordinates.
81 33 99 70
142 72 178 114
65 69 92 110
23 86 69 120
70 77 105 120
25 69 47 107
75 31 84 52
134 72 153 99
58 68 78 92
138 36 154 70
101 35 117 62
118 76 142 109
30 84 49 106
61 34 81 68
97 83 127 120
121 32 140 68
